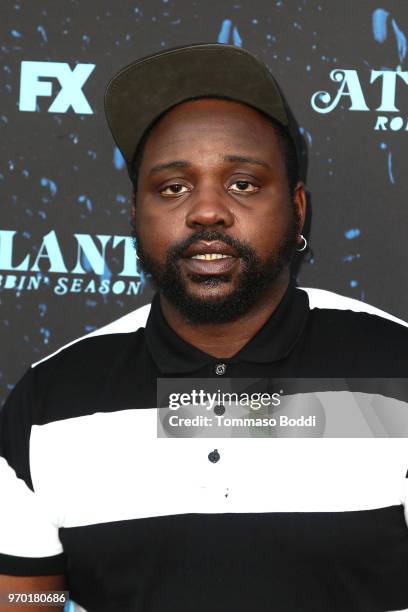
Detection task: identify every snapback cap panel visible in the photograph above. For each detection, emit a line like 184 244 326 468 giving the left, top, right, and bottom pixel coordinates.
105 44 291 166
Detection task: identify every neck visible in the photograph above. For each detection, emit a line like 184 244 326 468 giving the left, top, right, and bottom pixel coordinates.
159 271 291 358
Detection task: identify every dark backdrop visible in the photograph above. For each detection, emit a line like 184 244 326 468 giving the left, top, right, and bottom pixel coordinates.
1 0 407 405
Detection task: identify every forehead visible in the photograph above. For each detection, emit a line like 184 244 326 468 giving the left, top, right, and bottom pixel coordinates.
140 97 282 161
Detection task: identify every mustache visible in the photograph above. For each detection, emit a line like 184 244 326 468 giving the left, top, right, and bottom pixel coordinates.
166 230 256 262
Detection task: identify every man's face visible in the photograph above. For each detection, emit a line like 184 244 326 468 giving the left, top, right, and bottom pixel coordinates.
132 98 306 323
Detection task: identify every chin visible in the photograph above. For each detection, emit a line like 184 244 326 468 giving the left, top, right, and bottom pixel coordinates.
184 277 237 299
186 291 234 306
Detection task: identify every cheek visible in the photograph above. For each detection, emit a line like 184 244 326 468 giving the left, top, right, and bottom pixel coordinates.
241 203 293 257
136 205 184 259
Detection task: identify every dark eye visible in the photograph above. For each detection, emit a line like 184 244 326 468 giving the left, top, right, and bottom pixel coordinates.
160 184 189 196
229 181 259 193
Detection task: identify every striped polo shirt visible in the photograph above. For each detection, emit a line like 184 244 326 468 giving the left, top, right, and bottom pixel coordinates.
1 280 408 612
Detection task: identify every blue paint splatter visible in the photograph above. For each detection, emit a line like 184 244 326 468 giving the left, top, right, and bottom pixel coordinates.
37 25 47 43
373 9 407 63
40 327 50 344
100 262 112 305
218 19 232 43
80 253 93 273
350 280 359 288
102 263 111 282
38 303 47 317
387 151 395 184
217 19 242 47
391 18 407 63
139 267 147 287
11 29 21 38
78 194 93 212
113 147 125 170
40 178 57 196
299 126 312 146
116 194 127 204
372 9 389 43
344 228 361 239
233 26 242 47
342 253 360 262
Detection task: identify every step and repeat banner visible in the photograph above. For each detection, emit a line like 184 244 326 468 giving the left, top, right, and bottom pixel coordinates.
1 0 407 406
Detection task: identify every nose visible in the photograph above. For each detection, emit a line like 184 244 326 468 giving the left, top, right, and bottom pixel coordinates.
185 183 235 231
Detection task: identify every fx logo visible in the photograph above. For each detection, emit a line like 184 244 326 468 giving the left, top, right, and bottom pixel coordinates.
19 61 95 114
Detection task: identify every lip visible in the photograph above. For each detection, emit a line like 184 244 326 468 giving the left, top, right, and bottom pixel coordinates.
182 240 238 258
181 256 238 275
180 240 239 276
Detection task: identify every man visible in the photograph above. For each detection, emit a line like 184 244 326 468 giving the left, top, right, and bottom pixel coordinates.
1 43 408 612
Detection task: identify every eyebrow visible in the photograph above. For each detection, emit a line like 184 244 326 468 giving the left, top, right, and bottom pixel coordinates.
223 155 272 170
148 155 272 176
148 160 190 176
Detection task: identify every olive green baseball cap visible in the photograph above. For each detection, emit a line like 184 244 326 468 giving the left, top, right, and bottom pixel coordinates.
104 43 302 177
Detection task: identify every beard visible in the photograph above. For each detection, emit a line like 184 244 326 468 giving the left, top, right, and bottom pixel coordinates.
131 213 299 324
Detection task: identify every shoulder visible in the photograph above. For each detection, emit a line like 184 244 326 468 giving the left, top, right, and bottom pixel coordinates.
299 286 408 374
28 303 153 424
301 287 407 328
32 302 152 368
301 286 408 333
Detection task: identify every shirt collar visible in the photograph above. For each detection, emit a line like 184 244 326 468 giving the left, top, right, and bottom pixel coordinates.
145 277 310 374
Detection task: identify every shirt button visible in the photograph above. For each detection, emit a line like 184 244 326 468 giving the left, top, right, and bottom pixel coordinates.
214 404 225 416
208 449 220 463
215 363 226 376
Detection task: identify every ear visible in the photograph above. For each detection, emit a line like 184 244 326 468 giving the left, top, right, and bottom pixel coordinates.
293 181 307 233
